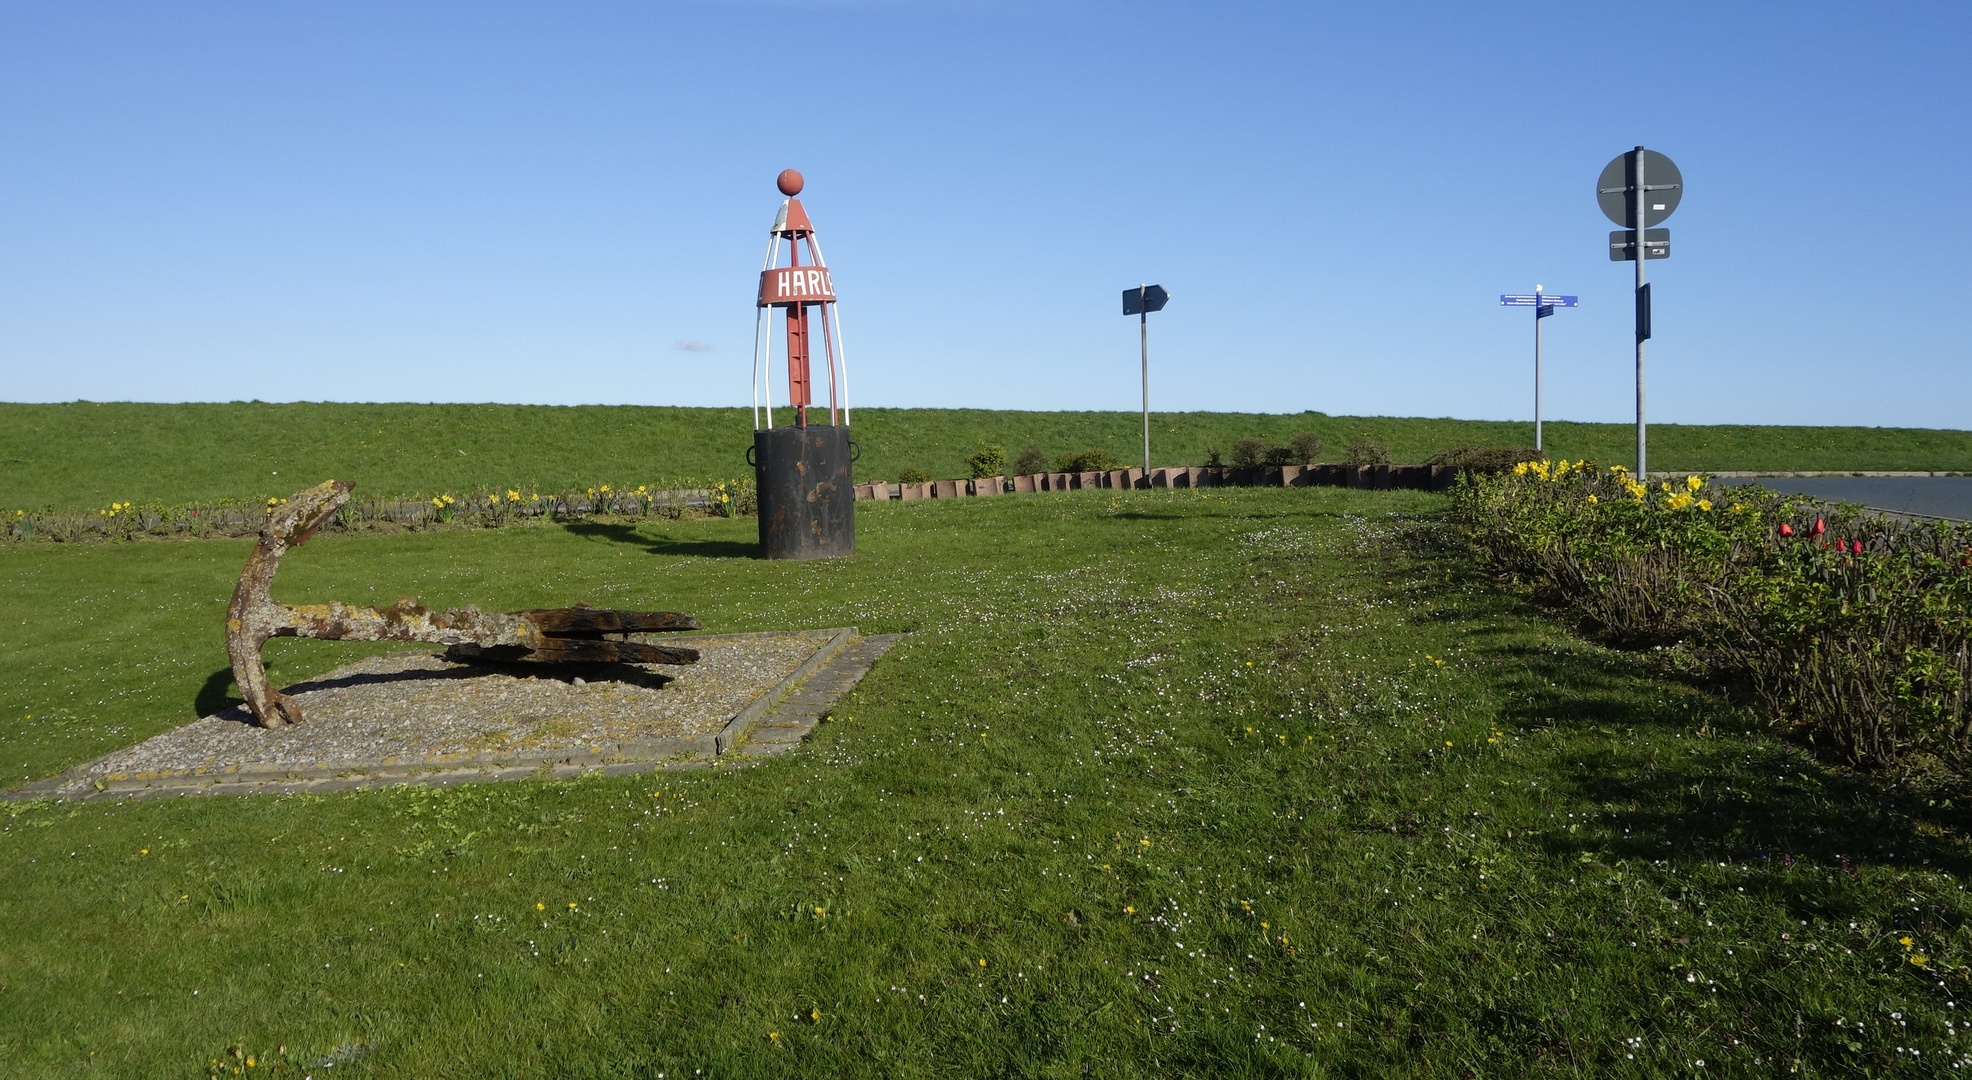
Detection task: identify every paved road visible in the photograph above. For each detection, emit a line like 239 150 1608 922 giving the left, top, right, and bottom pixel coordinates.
1736 476 1972 522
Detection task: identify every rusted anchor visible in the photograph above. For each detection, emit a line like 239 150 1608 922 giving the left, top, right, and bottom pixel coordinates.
225 480 702 727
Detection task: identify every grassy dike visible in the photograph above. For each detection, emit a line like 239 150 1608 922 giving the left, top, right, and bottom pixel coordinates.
3 401 1970 512
6 488 1972 1076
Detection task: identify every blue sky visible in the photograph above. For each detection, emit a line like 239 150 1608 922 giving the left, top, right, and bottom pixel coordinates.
1 1 1966 427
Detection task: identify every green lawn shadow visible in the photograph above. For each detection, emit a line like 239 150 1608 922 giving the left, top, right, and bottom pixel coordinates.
561 521 758 559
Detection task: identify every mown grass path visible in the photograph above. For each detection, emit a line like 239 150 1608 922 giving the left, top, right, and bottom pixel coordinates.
5 489 1972 1077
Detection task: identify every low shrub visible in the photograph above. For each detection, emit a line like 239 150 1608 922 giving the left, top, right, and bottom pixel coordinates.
1289 431 1324 464
1053 448 1119 473
1230 437 1269 468
1012 445 1048 476
1203 446 1224 467
1428 445 1544 473
896 466 932 485
1455 459 1972 777
965 444 1007 480
1344 442 1391 466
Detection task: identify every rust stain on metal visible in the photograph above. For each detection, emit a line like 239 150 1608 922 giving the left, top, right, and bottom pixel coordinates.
225 480 702 728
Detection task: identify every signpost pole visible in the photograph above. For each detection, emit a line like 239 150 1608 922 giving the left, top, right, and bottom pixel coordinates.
1122 284 1168 477
1632 147 1648 481
1534 285 1545 453
1139 287 1151 478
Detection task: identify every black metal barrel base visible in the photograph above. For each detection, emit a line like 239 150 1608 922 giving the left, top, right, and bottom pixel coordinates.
752 425 856 560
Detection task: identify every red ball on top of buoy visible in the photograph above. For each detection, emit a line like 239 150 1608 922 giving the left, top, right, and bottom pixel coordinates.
776 169 804 197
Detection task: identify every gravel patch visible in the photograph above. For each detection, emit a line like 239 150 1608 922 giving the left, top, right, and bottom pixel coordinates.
43 629 845 797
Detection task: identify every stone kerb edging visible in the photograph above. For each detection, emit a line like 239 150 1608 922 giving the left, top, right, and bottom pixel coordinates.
852 463 1462 501
714 626 853 753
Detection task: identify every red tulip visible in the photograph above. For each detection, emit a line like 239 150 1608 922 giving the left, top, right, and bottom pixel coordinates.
1811 518 1826 537
1778 523 1794 537
1852 540 1865 554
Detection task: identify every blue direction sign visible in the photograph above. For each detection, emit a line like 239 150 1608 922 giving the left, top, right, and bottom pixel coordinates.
1500 294 1579 307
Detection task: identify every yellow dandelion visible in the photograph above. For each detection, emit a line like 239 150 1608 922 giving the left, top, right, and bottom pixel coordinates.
978 958 987 968
1124 904 1135 914
535 902 545 911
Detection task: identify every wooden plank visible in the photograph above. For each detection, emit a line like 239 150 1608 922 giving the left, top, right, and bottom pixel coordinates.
517 608 701 637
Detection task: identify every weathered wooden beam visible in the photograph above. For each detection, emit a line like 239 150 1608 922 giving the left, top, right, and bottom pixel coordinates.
226 480 703 728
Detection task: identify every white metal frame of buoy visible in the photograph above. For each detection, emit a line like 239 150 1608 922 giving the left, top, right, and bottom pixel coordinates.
751 201 850 433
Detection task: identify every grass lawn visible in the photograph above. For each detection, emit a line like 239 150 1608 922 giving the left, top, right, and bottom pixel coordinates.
6 488 1972 1076
4 401 1970 513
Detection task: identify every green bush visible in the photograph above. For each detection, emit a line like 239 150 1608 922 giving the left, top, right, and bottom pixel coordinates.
1053 448 1119 473
1455 459 1972 776
896 466 932 485
1011 445 1048 476
1203 446 1224 467
964 444 1007 479
1344 442 1391 466
1427 445 1544 473
1289 431 1324 464
1230 437 1269 468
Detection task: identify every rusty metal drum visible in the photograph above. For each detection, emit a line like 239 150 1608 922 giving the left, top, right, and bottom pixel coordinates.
751 425 855 560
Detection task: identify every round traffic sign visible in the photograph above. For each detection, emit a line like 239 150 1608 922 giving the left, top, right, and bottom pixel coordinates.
1597 149 1682 228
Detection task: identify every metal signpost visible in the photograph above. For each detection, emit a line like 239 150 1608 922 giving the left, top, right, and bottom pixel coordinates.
1598 146 1682 479
1499 287 1578 452
1122 284 1170 476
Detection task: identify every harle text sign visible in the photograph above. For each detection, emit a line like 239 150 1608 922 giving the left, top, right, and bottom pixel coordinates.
757 266 837 308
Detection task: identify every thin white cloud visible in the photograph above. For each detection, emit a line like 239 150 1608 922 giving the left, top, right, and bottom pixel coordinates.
675 340 717 353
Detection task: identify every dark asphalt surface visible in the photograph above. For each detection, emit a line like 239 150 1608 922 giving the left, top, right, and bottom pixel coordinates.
1737 477 1972 521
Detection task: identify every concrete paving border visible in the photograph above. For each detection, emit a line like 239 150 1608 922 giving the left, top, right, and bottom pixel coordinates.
4 629 903 801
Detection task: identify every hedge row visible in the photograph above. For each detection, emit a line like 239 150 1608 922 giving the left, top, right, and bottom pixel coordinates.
1454 460 1972 779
